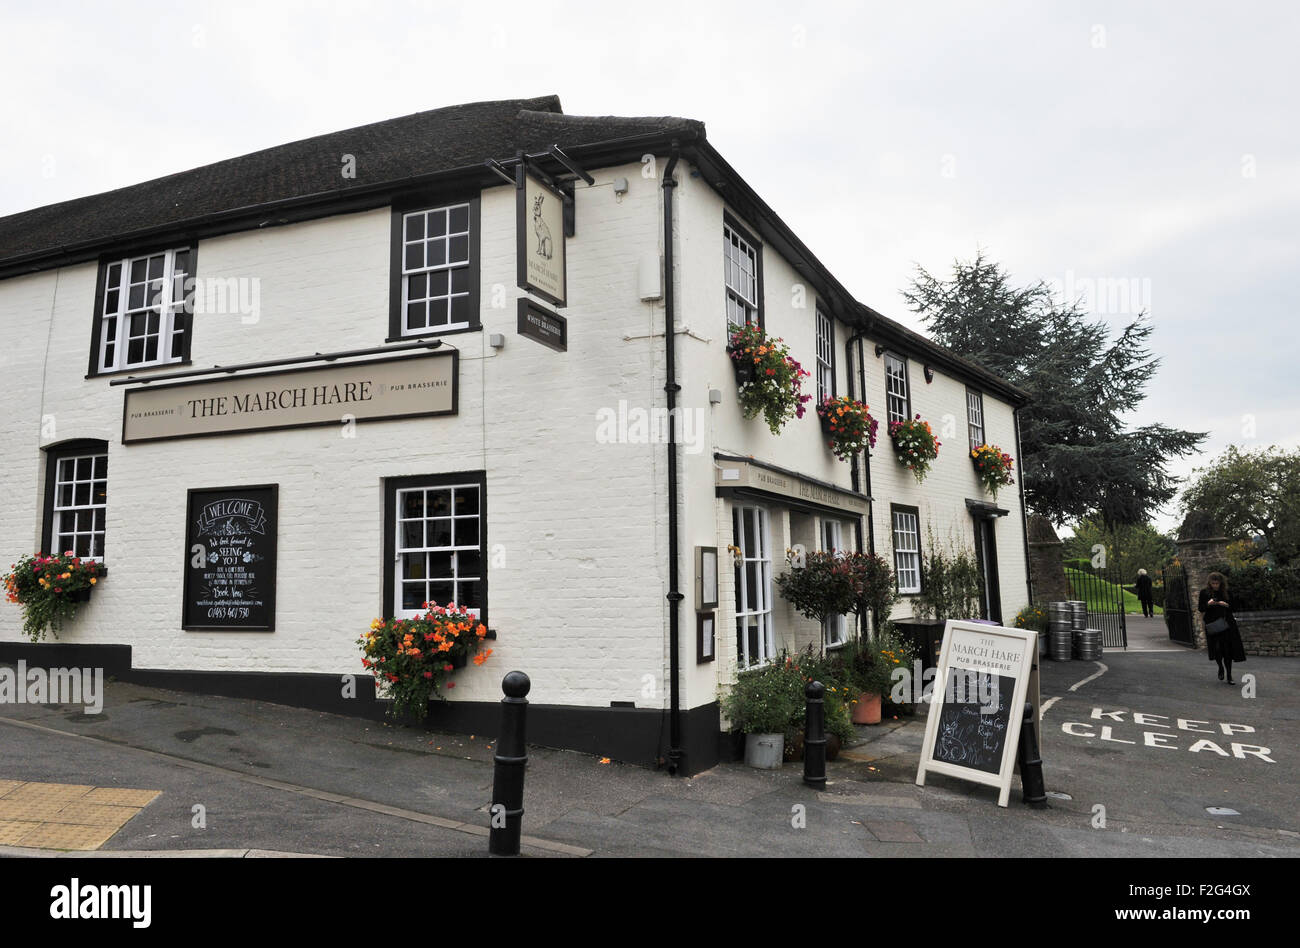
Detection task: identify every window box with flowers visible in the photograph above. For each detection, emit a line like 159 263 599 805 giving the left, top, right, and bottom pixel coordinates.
889 414 941 483
3 553 102 642
816 396 879 462
971 443 1015 500
726 323 812 435
358 601 493 721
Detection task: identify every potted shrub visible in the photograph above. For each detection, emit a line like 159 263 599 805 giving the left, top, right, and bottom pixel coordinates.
775 549 856 629
971 443 1015 500
2 552 101 642
358 601 493 721
726 323 813 435
816 396 879 462
888 414 940 483
720 658 803 768
781 645 855 761
846 628 917 724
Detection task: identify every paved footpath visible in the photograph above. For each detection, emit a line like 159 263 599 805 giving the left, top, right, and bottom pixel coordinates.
0 638 1297 858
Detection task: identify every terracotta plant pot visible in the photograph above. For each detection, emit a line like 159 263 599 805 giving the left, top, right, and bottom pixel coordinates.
852 692 882 725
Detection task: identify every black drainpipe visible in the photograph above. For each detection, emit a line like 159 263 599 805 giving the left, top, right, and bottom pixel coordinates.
846 323 877 639
662 144 684 775
1014 405 1034 604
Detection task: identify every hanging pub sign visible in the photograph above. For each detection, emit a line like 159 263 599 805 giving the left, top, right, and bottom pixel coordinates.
183 484 278 631
517 170 567 307
516 298 567 351
122 351 457 443
915 620 1037 807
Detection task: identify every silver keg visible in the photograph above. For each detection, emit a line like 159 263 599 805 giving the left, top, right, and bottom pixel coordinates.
1073 628 1103 661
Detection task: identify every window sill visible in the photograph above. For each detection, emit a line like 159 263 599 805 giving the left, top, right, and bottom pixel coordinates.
87 361 192 381
385 325 480 344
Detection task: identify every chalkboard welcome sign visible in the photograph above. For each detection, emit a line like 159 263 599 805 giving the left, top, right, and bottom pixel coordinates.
182 484 278 631
915 621 1037 807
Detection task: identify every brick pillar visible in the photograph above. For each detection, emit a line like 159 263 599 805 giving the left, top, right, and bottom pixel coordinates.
1026 515 1069 604
1175 510 1229 648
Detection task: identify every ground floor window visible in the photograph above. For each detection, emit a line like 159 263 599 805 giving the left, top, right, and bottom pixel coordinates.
734 505 774 667
384 473 486 621
42 441 108 562
891 505 922 594
821 518 848 648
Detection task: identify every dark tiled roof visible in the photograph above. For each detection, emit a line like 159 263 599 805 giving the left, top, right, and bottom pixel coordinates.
0 95 704 266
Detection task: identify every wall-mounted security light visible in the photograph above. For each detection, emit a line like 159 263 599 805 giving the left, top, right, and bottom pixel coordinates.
924 364 935 383
613 177 629 195
708 389 722 405
489 334 505 349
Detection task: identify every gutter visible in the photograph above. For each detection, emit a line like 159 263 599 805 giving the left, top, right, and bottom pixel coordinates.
661 144 684 776
1014 405 1034 605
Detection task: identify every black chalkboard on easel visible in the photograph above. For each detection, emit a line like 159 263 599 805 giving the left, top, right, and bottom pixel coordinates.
916 621 1037 807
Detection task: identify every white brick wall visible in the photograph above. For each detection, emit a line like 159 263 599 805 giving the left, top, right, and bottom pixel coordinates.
0 152 1030 720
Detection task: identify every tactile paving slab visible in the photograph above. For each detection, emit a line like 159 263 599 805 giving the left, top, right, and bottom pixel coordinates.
0 780 160 851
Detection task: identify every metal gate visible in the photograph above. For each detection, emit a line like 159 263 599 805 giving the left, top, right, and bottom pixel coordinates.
1162 564 1194 646
1067 565 1128 649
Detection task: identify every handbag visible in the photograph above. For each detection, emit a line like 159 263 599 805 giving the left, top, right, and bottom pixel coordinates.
1205 617 1229 635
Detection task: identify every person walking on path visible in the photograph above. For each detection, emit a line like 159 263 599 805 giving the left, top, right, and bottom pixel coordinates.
1198 572 1246 684
1136 568 1155 617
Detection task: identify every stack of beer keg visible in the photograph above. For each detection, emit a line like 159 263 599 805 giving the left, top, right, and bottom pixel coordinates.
1047 602 1074 660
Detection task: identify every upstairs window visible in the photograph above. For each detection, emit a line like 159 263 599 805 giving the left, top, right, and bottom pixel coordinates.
91 247 194 374
816 307 835 404
723 217 761 330
885 352 910 425
967 388 985 449
390 199 480 339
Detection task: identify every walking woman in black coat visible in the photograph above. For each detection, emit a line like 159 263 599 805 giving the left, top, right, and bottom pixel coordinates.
1198 572 1246 683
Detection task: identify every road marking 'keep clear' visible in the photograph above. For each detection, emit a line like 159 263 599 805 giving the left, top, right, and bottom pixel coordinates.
1061 709 1274 762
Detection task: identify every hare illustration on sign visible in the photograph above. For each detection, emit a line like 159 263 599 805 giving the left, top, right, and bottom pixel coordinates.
533 194 553 260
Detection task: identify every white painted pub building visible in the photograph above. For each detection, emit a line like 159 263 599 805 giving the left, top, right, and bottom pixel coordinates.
0 96 1030 773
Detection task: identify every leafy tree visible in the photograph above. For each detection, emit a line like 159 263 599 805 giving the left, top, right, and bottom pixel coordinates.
1180 445 1300 566
1062 516 1177 580
902 251 1206 527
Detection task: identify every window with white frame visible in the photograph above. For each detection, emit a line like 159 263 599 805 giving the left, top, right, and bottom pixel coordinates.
391 480 483 619
885 352 909 424
48 449 108 561
967 388 985 449
734 505 774 667
723 221 760 330
821 518 848 647
816 308 834 404
94 248 193 373
891 506 921 594
399 203 473 335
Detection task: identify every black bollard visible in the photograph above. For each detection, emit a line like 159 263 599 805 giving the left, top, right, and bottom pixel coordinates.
489 671 531 856
803 680 827 789
1018 701 1048 809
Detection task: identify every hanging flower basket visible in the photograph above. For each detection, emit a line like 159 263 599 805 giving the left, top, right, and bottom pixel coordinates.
359 602 493 721
971 443 1015 500
2 552 101 642
888 414 941 483
726 323 812 435
816 396 879 462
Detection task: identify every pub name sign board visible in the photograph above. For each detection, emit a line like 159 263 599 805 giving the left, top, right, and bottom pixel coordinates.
183 484 278 631
517 170 567 307
122 351 457 443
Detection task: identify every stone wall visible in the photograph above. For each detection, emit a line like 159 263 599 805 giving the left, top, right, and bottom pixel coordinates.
1026 515 1069 604
1235 611 1300 657
1174 511 1229 649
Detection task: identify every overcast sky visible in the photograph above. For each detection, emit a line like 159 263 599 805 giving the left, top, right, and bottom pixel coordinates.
3 1 1296 535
